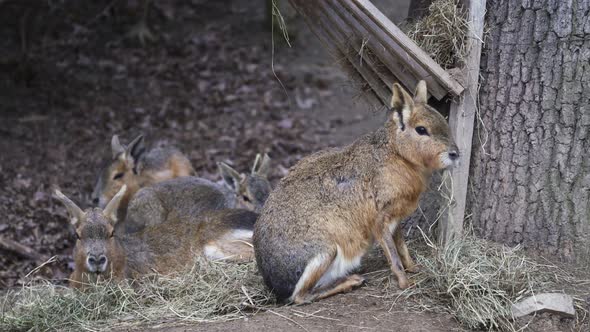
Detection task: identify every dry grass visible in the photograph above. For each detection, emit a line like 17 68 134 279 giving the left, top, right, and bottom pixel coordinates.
0 260 272 332
2 236 587 332
405 0 470 69
371 234 588 331
413 236 546 330
271 0 291 47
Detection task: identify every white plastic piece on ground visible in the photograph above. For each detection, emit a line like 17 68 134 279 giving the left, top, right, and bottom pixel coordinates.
511 293 575 318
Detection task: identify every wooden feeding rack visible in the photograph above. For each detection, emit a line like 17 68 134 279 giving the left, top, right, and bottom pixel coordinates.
289 0 486 244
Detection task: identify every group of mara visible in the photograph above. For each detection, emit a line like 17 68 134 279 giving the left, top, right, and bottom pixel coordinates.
55 81 459 304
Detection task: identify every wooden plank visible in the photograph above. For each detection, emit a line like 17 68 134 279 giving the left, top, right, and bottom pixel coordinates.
332 0 425 96
312 2 392 104
291 0 458 101
316 1 392 103
289 1 385 107
351 0 465 96
327 0 399 92
338 0 448 99
438 0 486 244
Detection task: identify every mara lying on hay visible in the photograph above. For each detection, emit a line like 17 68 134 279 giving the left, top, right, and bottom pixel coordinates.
218 153 273 212
56 185 257 288
92 134 195 215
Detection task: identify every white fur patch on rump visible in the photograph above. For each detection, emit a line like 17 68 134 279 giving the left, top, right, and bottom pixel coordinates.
290 245 363 301
224 229 253 242
290 252 330 301
203 245 226 260
316 245 362 288
203 229 253 261
151 169 174 181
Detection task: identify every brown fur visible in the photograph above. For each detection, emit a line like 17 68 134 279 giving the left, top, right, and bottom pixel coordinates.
57 187 257 289
254 81 459 303
125 208 257 276
92 135 195 221
117 176 237 234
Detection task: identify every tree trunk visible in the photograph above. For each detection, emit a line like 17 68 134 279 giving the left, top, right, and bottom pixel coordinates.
470 0 590 262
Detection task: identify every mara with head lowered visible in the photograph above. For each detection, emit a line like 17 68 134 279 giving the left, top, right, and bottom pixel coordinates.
253 81 459 304
118 176 238 234
218 153 272 212
56 186 257 289
91 134 194 220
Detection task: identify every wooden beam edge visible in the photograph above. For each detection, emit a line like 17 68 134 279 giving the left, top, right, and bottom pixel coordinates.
351 0 465 97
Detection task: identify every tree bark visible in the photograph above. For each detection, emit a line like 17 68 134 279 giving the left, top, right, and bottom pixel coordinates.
470 0 590 262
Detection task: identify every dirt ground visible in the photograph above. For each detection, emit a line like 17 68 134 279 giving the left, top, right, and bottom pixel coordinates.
160 289 467 332
0 1 586 331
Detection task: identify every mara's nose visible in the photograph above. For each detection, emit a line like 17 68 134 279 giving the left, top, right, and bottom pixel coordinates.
91 197 99 205
448 149 460 161
87 254 108 272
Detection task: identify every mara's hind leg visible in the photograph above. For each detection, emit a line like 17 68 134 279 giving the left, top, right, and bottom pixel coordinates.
306 274 365 302
290 252 334 304
291 250 365 304
207 240 254 262
393 228 419 273
203 230 255 262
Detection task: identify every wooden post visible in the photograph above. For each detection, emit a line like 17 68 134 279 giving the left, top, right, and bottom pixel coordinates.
438 0 486 245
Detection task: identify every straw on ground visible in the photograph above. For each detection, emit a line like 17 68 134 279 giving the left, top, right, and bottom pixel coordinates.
0 260 272 332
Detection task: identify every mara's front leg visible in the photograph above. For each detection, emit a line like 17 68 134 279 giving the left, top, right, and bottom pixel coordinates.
393 227 419 273
375 215 409 289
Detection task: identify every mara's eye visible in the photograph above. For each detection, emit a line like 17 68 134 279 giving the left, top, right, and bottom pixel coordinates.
75 232 81 240
113 173 124 180
242 195 251 203
109 230 115 238
415 126 429 136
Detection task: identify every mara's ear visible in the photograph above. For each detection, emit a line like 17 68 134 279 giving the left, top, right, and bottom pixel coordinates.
413 80 428 104
124 135 145 170
103 185 127 225
390 83 414 131
217 162 242 191
252 153 271 177
54 190 86 228
111 135 125 159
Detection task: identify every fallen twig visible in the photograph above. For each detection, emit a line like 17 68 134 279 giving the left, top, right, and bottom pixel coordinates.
0 236 46 261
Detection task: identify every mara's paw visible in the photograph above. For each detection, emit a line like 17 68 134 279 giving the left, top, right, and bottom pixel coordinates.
405 264 420 273
397 277 410 290
292 295 314 306
349 274 366 287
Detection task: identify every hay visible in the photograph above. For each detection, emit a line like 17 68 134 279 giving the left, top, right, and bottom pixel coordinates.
414 237 542 330
376 234 585 331
271 0 291 47
2 236 587 331
0 260 272 332
405 0 470 69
